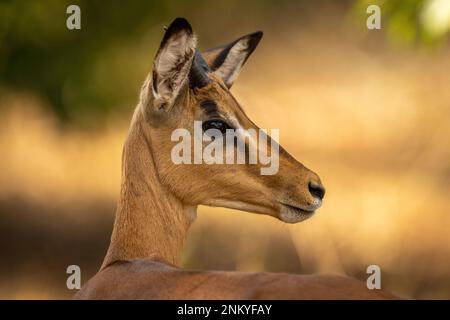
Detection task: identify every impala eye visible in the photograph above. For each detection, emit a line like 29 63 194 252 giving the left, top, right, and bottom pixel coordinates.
202 119 231 134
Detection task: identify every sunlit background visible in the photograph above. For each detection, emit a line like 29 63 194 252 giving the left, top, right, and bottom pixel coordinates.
0 0 449 299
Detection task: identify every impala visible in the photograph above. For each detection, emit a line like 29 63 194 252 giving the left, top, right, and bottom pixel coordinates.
75 18 397 299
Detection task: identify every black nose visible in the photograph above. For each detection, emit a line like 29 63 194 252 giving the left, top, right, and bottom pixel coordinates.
308 181 325 200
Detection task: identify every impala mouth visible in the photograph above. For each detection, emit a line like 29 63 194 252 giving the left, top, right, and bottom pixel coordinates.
283 203 316 215
278 203 317 223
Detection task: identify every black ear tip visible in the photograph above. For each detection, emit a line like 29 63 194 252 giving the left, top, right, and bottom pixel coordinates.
245 31 263 50
160 17 193 46
252 31 264 40
166 17 193 34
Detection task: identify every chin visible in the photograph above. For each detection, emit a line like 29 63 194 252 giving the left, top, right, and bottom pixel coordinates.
278 207 316 224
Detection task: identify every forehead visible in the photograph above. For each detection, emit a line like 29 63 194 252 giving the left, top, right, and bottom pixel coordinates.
191 77 244 116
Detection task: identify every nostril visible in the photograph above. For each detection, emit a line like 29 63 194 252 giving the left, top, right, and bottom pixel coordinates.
308 181 325 200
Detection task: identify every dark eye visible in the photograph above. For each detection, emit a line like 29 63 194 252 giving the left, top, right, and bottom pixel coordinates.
202 119 231 134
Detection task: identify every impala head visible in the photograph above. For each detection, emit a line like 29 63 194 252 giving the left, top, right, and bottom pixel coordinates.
138 18 324 223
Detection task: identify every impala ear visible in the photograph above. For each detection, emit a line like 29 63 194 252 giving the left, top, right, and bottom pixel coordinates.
150 18 197 111
203 31 263 88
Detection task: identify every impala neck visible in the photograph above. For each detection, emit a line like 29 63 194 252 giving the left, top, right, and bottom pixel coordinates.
102 108 196 269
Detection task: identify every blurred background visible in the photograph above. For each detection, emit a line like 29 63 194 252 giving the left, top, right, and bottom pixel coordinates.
0 0 449 299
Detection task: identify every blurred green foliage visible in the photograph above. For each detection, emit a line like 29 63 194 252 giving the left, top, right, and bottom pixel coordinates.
0 0 171 123
353 0 450 46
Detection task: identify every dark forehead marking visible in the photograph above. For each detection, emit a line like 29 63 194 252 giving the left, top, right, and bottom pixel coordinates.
200 100 219 115
221 85 245 114
199 85 245 119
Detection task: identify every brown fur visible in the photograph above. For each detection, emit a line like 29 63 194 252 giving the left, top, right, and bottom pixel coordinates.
75 108 397 299
75 19 398 299
76 260 398 300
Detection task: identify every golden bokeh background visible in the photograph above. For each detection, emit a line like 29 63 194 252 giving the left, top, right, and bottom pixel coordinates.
0 0 449 299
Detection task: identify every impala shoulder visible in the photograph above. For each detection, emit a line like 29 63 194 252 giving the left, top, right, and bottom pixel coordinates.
74 259 179 299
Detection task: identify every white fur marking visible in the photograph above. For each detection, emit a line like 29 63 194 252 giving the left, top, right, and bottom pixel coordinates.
214 38 249 86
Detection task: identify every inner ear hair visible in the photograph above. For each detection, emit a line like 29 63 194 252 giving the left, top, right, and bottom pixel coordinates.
205 31 263 88
150 18 197 111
